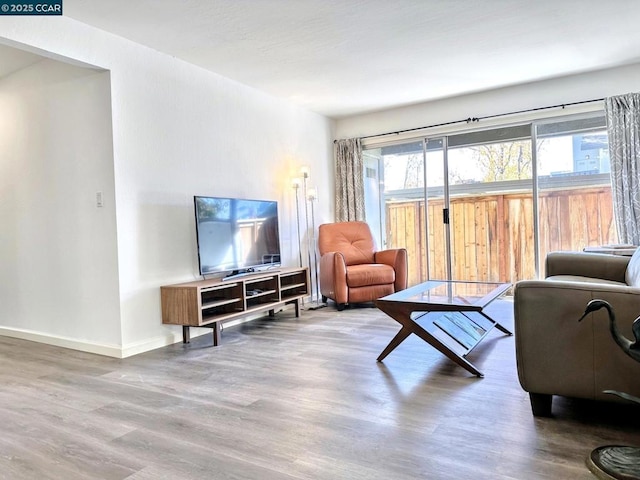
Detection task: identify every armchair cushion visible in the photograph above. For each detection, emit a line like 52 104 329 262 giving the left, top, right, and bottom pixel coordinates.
346 264 395 288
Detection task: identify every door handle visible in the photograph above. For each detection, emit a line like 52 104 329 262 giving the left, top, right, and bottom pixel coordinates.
443 208 450 225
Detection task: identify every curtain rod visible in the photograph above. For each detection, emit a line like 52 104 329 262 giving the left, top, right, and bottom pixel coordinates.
348 97 605 142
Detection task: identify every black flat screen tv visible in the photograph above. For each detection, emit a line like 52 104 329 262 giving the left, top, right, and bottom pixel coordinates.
194 196 281 276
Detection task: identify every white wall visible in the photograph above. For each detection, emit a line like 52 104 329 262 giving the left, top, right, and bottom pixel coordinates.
0 59 121 351
336 63 640 141
0 17 334 357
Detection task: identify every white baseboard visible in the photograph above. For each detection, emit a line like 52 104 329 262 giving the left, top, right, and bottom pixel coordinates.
0 326 209 359
119 328 210 358
0 326 125 357
0 304 301 358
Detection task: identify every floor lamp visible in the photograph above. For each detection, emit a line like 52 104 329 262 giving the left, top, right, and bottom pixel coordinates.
301 167 313 279
306 187 325 309
299 167 325 309
292 178 303 268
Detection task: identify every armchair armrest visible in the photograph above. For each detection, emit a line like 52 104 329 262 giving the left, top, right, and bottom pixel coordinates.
514 280 640 404
374 248 408 291
545 251 629 283
319 252 348 304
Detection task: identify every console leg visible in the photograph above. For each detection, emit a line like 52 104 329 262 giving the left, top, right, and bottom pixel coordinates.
212 322 221 346
269 309 275 317
182 326 190 344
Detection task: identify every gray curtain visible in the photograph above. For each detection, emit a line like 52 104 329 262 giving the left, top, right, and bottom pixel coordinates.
605 92 640 244
334 138 365 222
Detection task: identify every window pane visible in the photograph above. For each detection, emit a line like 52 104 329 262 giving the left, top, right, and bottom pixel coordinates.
363 141 427 286
536 117 616 273
538 130 610 177
447 137 533 283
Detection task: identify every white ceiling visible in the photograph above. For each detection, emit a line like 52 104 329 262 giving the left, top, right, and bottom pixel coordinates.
11 1 640 118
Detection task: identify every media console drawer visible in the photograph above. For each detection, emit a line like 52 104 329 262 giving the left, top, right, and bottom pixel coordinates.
161 267 309 346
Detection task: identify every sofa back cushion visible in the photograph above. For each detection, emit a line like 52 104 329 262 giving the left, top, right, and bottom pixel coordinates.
625 248 640 286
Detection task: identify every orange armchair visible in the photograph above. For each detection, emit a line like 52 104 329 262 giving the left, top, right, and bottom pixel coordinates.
318 221 408 310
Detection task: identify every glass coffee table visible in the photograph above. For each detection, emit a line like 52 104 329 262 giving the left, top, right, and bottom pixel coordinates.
375 280 512 377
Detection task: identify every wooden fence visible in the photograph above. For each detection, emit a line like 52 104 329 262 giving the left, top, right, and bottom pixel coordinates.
386 185 617 286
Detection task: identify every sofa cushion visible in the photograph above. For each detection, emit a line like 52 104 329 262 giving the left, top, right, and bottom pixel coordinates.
625 248 640 287
346 264 395 288
546 275 627 286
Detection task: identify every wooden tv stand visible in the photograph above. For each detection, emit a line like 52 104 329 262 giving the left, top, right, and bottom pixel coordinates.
160 267 309 346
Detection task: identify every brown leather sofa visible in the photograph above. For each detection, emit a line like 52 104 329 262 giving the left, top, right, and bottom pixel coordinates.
514 250 640 416
318 221 408 310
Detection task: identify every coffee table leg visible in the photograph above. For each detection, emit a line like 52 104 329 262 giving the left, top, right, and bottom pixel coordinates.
377 326 412 362
410 325 484 377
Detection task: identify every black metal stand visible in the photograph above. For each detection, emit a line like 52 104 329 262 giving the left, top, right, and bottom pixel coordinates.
587 445 640 480
579 300 640 479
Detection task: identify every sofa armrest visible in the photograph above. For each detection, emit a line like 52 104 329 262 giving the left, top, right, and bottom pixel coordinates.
514 280 640 403
374 248 408 291
319 252 348 304
545 251 630 283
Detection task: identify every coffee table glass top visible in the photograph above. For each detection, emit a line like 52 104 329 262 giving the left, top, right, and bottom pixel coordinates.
380 280 510 307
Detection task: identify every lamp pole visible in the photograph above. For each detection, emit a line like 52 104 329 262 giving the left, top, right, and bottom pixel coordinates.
292 178 303 268
301 167 312 279
307 187 320 305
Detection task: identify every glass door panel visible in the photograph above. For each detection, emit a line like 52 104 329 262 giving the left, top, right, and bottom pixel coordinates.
363 141 427 286
535 116 616 275
446 126 534 283
424 138 448 281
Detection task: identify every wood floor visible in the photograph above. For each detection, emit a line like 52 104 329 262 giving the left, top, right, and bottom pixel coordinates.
1 299 639 479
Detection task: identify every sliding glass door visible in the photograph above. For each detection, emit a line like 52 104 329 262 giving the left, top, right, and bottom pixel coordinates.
362 112 615 286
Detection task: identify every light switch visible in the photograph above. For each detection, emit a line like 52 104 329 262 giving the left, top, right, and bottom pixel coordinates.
96 191 103 207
